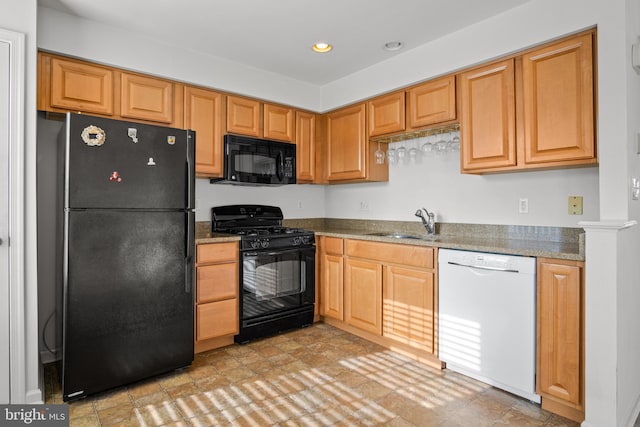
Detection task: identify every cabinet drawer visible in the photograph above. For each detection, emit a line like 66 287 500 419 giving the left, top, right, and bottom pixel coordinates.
197 242 238 264
346 240 434 269
196 299 238 341
322 237 344 256
197 263 238 303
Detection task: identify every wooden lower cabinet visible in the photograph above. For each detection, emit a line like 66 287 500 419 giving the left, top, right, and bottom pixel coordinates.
319 237 441 368
319 237 344 320
195 241 239 353
344 258 382 335
383 265 435 353
536 258 584 423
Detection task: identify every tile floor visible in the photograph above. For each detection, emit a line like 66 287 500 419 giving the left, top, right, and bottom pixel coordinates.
45 323 580 426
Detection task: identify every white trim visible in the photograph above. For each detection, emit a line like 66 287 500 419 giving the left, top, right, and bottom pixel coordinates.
0 27 26 404
578 220 638 230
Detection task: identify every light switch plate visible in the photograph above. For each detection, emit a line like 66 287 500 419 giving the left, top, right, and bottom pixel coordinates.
568 196 583 215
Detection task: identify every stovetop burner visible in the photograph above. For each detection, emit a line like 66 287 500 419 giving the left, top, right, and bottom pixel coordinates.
211 205 315 250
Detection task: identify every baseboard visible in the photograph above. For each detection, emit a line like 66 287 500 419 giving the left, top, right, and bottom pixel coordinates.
25 389 43 404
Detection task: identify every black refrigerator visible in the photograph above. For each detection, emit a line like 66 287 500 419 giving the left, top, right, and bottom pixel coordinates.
60 113 195 401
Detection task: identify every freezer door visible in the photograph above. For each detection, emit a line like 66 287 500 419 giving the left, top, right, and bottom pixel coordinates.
65 113 194 209
62 210 194 400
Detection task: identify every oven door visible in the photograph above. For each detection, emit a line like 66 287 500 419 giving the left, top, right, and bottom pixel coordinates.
240 246 315 320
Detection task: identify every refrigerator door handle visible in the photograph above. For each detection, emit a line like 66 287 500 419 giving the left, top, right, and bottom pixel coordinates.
186 131 195 209
185 212 195 294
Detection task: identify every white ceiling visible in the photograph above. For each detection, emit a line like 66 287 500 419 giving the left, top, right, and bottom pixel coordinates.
38 0 531 85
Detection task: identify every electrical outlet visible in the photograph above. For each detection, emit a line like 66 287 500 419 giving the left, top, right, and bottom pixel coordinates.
519 198 529 214
359 201 371 212
568 196 583 215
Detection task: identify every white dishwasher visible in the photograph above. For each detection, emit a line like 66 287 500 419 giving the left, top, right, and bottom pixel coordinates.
438 249 540 403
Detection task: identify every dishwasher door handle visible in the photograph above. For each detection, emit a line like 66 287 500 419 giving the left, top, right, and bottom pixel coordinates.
447 261 520 274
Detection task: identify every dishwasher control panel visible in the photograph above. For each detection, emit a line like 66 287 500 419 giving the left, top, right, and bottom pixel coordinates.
441 249 535 275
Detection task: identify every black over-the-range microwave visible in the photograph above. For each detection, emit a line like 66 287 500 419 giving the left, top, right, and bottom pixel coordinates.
210 134 296 186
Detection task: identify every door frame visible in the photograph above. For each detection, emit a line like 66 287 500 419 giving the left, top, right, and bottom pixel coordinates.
0 27 26 404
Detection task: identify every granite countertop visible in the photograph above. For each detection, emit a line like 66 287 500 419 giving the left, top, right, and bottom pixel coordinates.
313 228 583 261
195 219 585 261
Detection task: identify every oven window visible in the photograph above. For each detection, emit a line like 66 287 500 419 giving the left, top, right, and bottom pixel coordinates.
243 251 305 301
234 153 276 177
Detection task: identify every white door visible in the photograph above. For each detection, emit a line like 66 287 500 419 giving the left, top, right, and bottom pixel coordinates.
0 38 11 404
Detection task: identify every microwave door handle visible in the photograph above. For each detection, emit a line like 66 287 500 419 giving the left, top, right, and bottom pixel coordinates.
276 151 284 181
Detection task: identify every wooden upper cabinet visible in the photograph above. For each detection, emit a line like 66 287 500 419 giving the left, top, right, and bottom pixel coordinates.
264 103 294 142
537 258 584 422
296 111 316 182
522 33 595 165
326 103 368 181
185 86 225 178
407 75 456 129
42 55 115 116
226 95 262 137
460 59 517 172
120 72 174 124
368 91 405 137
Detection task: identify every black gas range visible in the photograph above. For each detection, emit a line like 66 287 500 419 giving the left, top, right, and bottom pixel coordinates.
211 205 315 343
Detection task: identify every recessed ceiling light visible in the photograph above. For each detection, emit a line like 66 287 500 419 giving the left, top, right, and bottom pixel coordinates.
384 41 404 51
312 42 332 53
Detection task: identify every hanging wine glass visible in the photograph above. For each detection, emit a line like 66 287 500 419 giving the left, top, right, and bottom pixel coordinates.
375 142 386 165
451 132 460 152
387 147 396 164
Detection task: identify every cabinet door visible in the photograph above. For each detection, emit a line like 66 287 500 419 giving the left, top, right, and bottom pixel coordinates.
537 260 582 406
121 72 174 124
522 34 595 164
383 265 435 353
48 56 115 115
326 103 367 181
407 75 456 129
196 299 238 341
296 111 316 182
185 86 225 177
226 95 262 137
264 103 294 142
460 59 516 171
344 258 382 335
368 91 405 137
196 262 237 303
321 253 344 320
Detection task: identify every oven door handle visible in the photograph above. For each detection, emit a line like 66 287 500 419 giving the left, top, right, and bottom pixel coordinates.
244 247 314 257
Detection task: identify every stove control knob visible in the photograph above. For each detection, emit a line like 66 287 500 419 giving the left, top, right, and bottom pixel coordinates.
293 236 302 245
261 239 270 248
301 236 311 245
250 240 260 249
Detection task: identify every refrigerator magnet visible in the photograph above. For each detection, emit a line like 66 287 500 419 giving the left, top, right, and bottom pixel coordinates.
147 157 156 166
167 136 176 145
81 125 106 147
109 171 122 183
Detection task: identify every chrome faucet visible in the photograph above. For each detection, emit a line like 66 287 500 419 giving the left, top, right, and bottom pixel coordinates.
415 208 436 235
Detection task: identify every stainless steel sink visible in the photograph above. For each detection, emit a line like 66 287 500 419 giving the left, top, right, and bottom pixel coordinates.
366 232 423 240
366 232 440 241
